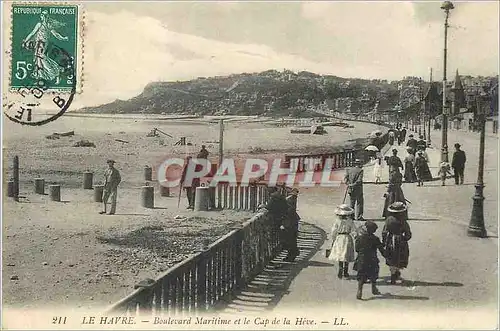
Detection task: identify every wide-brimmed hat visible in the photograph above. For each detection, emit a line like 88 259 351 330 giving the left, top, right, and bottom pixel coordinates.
106 159 116 164
335 204 354 216
365 220 378 234
387 201 407 213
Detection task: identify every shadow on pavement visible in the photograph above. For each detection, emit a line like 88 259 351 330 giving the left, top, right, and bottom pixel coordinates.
402 280 464 287
363 293 430 301
369 218 440 223
375 276 463 288
304 260 333 268
219 221 326 313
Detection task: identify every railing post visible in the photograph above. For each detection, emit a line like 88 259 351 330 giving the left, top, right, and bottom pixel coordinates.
196 252 208 312
234 227 244 288
249 184 257 212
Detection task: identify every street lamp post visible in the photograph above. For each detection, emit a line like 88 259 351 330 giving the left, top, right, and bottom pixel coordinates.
467 93 488 238
440 0 454 163
427 112 432 146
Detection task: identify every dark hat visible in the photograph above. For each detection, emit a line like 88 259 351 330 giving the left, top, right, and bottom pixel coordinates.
409 134 414 137
364 221 378 234
106 159 115 164
387 201 408 213
454 143 461 148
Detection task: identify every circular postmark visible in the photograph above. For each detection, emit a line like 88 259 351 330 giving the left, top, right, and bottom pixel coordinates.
4 42 76 126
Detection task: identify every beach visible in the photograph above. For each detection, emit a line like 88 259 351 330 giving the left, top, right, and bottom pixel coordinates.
2 115 386 310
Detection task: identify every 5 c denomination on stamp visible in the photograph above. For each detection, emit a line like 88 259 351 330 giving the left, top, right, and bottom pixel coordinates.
4 2 83 126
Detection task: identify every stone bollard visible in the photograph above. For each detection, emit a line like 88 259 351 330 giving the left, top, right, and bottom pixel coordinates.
194 186 210 211
160 186 170 197
7 181 14 197
94 185 104 202
83 171 93 189
34 178 45 194
49 185 61 202
144 166 152 182
141 185 154 208
206 185 216 209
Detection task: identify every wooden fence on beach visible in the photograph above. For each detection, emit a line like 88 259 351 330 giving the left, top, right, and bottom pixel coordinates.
213 183 271 212
106 208 282 316
283 149 356 173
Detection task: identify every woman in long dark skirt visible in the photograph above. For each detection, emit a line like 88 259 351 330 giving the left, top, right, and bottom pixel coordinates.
382 170 408 219
403 148 417 183
382 202 412 284
354 221 386 300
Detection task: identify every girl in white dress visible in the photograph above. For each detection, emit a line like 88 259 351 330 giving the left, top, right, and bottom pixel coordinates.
327 204 361 279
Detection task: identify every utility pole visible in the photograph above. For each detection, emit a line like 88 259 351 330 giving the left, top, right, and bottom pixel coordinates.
217 119 224 209
428 68 433 145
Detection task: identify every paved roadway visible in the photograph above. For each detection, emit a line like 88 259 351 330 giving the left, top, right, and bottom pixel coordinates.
220 128 498 329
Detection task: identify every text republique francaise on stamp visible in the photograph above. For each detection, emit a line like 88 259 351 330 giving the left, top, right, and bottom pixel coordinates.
4 2 83 126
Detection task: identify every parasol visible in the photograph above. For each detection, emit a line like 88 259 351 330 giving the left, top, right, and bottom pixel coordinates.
364 145 379 152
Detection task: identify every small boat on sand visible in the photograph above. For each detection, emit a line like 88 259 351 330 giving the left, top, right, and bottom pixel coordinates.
290 125 327 135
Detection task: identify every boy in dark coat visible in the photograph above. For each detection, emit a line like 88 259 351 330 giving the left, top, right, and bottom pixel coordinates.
354 221 386 300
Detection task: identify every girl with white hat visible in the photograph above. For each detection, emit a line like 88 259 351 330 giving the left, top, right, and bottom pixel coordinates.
326 204 360 279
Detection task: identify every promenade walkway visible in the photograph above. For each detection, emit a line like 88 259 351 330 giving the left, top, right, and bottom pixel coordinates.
220 128 498 329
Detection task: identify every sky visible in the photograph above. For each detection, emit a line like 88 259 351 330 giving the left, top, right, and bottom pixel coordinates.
2 1 499 108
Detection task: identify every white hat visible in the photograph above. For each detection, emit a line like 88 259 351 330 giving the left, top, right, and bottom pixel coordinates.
335 204 354 216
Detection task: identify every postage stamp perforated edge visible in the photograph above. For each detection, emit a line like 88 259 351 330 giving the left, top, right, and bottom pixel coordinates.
6 1 85 94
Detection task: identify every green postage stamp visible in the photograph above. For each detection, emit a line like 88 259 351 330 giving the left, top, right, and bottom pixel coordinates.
9 3 83 93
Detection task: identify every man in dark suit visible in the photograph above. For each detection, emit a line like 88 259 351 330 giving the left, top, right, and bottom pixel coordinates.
451 143 466 185
181 156 201 209
344 159 365 221
399 127 407 144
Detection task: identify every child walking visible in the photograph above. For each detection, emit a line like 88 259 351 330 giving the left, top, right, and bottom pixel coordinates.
354 221 386 300
437 162 453 186
327 204 358 279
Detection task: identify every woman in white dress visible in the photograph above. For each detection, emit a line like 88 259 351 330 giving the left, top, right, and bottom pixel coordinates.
327 204 360 279
370 156 383 183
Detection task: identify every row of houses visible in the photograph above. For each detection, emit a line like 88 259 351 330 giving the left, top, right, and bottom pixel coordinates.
400 71 498 131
